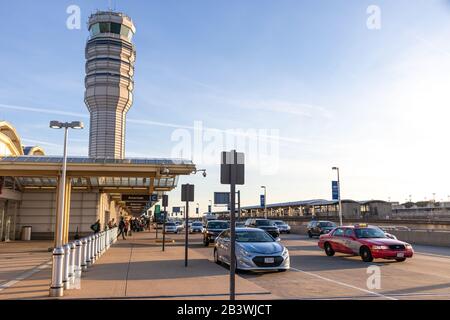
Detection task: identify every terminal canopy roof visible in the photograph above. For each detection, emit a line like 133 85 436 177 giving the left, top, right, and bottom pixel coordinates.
0 156 196 214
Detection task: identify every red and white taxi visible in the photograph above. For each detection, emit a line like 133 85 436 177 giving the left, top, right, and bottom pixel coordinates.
318 224 414 262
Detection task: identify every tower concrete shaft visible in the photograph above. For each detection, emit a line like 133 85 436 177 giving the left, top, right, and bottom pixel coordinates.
85 11 136 159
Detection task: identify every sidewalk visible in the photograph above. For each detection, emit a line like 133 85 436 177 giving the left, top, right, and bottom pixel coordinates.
0 240 52 298
0 231 278 300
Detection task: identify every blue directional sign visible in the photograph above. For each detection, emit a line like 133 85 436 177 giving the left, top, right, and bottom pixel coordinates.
260 194 265 207
151 194 158 202
332 181 340 200
214 192 230 205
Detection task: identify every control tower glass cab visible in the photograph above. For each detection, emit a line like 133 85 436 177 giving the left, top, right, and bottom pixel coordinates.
84 11 136 159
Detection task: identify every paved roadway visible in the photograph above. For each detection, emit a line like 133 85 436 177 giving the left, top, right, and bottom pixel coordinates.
187 232 450 300
1 231 450 300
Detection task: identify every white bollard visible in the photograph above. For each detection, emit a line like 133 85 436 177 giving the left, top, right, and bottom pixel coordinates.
81 238 87 271
68 242 76 286
106 230 110 250
74 240 82 289
86 236 92 267
90 235 96 264
49 247 65 297
63 244 71 289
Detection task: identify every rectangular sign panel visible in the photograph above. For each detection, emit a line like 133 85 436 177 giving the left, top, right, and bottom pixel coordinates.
220 151 245 185
332 181 340 200
214 192 230 205
181 184 195 202
122 195 150 202
173 207 181 213
260 194 265 207
162 195 168 207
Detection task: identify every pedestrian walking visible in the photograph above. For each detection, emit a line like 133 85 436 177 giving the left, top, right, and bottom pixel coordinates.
118 217 126 240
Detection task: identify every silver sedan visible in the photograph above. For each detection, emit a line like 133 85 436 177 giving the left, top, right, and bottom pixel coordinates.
214 228 290 272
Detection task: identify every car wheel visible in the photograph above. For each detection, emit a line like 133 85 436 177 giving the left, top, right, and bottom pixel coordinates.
360 246 374 262
204 239 210 247
287 231 291 234
395 258 406 262
324 242 335 256
214 249 221 265
308 231 313 238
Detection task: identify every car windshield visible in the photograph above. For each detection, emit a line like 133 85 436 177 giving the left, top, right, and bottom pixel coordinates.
274 221 285 225
192 223 202 226
355 228 387 239
319 222 336 227
236 230 274 243
208 221 229 229
255 220 275 226
166 223 175 226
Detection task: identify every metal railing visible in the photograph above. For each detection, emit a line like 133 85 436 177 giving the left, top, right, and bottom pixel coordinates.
49 227 118 297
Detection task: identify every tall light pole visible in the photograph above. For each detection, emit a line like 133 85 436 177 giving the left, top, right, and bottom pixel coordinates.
49 121 84 297
332 167 343 226
261 186 267 219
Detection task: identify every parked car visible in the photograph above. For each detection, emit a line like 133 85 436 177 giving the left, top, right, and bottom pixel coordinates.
203 220 230 246
273 220 291 234
307 220 336 238
318 224 414 262
214 228 290 272
236 222 246 228
164 222 178 234
244 219 280 239
175 221 184 232
190 221 204 233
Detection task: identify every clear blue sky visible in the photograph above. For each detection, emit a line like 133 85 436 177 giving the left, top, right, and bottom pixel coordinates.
1 0 450 213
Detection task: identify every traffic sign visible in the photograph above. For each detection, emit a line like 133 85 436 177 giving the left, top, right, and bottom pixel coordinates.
332 181 340 200
220 151 245 185
260 194 265 207
214 192 230 205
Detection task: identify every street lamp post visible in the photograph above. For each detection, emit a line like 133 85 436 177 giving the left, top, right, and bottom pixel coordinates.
332 167 343 226
49 121 83 297
261 186 267 219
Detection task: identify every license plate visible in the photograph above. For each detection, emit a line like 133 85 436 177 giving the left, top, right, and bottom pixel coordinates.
397 252 405 258
264 257 275 264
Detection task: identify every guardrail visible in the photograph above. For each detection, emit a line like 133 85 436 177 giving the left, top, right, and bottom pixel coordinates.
49 227 118 297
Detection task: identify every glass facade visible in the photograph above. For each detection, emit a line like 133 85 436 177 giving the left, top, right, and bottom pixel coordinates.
90 22 133 41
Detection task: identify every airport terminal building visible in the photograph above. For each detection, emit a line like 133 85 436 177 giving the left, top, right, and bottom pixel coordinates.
0 11 196 242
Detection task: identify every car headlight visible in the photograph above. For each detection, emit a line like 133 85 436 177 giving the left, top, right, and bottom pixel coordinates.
282 248 289 257
238 248 253 258
405 244 413 249
372 245 389 250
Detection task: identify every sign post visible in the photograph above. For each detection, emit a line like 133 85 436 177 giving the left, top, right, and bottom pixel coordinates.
155 205 161 239
181 184 194 267
162 195 168 251
221 150 245 301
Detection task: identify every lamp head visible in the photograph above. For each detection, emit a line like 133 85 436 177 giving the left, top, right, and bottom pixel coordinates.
70 121 84 129
49 121 62 129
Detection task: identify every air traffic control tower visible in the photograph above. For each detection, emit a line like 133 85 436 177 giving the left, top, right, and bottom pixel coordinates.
85 11 136 159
